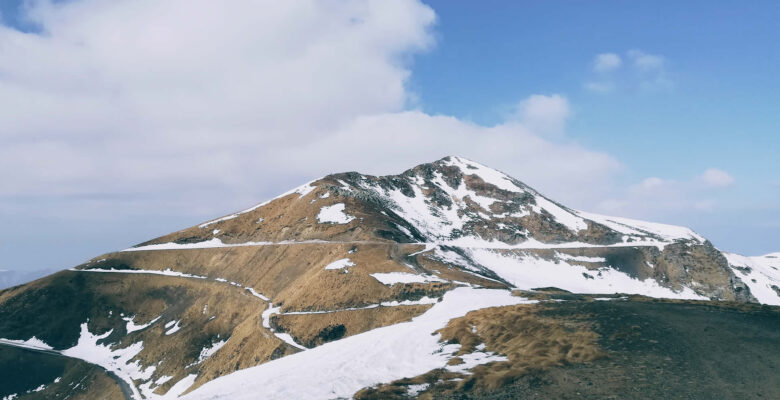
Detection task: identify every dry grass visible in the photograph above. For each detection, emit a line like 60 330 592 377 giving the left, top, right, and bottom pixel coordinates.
0 271 293 396
135 178 408 247
272 304 432 348
84 242 476 314
436 305 605 389
355 303 605 399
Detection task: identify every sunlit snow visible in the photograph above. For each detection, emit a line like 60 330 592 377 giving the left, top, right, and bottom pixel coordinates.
323 258 355 270
181 288 532 400
723 252 780 305
316 203 355 224
370 272 447 285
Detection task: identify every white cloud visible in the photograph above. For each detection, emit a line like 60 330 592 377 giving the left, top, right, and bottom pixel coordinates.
286 110 619 205
0 0 435 196
509 94 571 136
593 53 622 72
585 49 672 92
627 50 665 72
0 0 620 221
700 168 735 187
598 168 736 218
627 49 672 90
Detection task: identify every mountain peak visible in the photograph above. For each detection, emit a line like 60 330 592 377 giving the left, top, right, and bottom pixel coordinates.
135 157 705 252
2 158 777 400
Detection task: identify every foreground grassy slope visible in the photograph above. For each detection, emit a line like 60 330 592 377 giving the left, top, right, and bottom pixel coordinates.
357 295 780 400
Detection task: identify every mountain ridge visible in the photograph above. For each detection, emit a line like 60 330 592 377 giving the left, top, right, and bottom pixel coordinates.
0 156 778 399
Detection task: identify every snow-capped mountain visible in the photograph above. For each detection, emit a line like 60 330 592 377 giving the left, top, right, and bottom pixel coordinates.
140 156 705 248
129 155 762 303
0 156 777 399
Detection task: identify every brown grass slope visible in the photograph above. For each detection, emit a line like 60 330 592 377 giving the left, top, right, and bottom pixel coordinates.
0 271 295 395
355 297 780 400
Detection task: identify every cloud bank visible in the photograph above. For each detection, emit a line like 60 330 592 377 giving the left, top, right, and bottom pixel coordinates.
0 0 622 221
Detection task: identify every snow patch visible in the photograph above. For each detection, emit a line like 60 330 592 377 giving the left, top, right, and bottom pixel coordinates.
370 272 447 285
446 350 508 374
164 320 182 335
406 383 430 396
197 340 228 363
324 258 355 270
274 333 307 351
123 315 161 334
245 287 270 301
30 384 46 392
62 322 153 400
316 203 355 224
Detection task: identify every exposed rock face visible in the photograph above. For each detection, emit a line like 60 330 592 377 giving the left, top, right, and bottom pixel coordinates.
139 156 706 248
0 156 776 399
655 242 755 302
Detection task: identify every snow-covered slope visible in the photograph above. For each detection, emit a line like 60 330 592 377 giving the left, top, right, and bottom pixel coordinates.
181 288 530 400
722 252 780 305
134 156 705 250
125 156 761 305
348 156 704 248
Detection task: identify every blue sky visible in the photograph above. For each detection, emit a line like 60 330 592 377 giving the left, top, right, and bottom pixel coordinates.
412 0 779 253
0 0 777 274
415 1 779 178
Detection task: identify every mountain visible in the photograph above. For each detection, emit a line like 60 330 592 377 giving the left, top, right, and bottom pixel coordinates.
1 156 778 400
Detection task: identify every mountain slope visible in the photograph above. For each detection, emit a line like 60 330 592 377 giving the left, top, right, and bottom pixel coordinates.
0 156 777 399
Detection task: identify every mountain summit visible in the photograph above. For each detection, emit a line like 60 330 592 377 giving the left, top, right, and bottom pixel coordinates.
128 155 764 304
140 156 705 248
1 156 778 399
